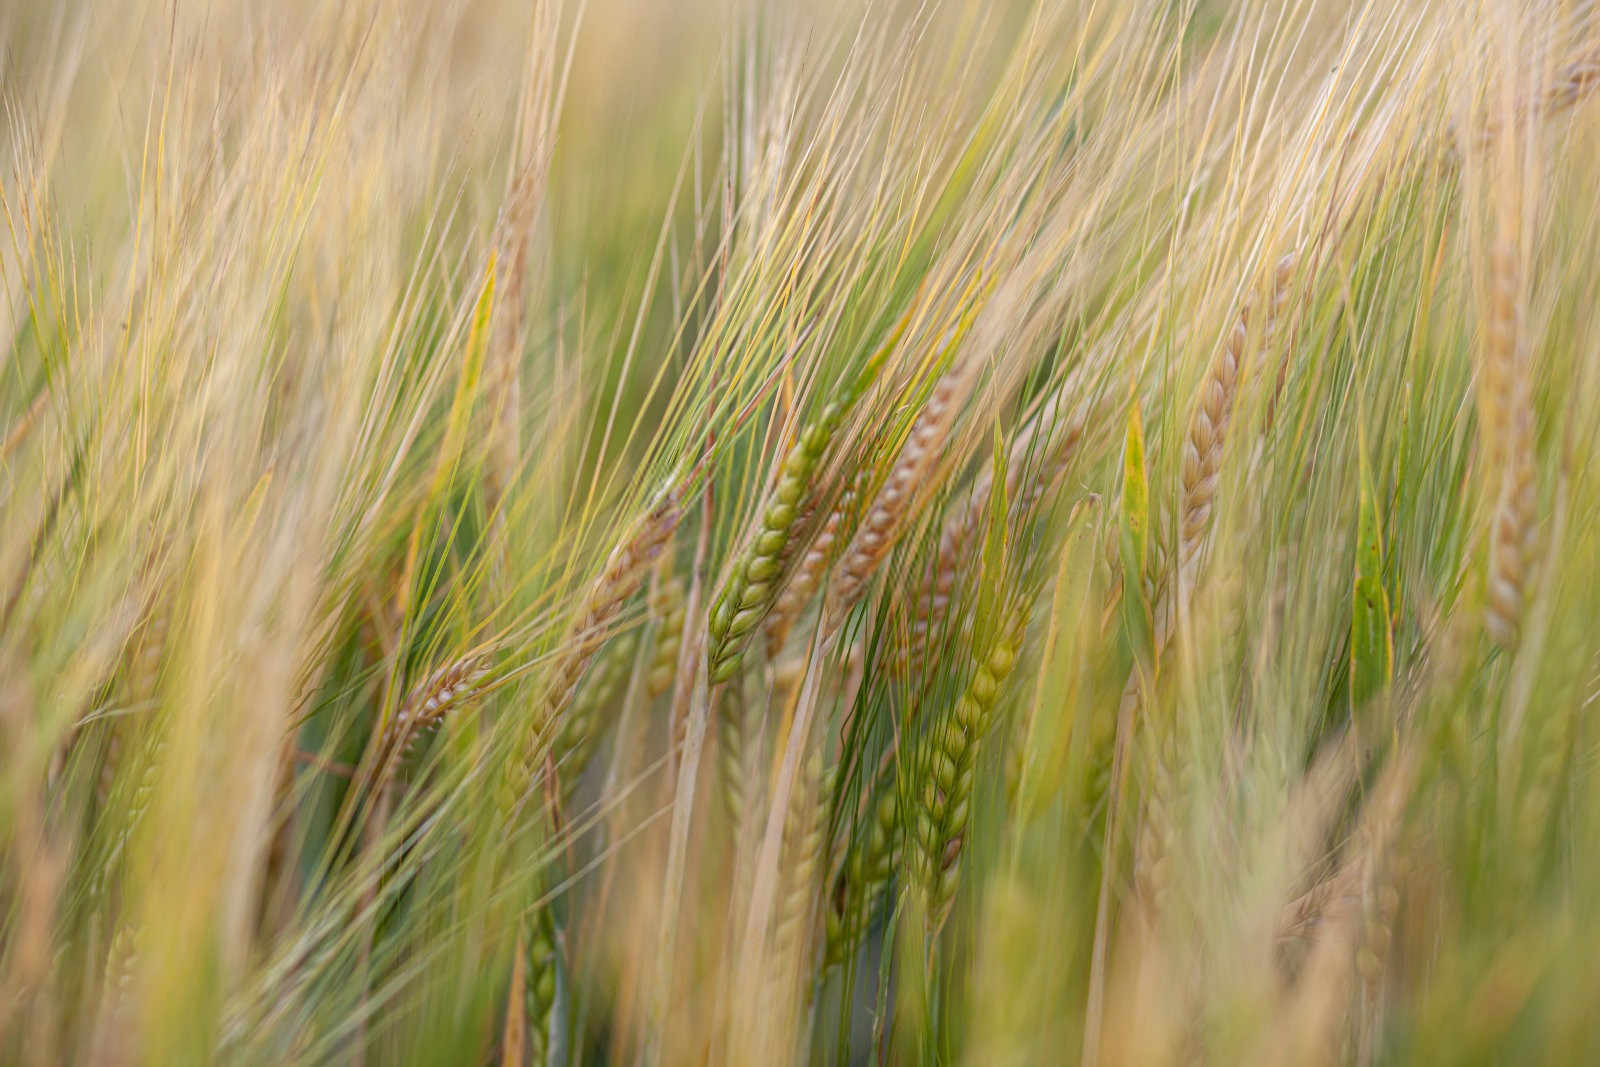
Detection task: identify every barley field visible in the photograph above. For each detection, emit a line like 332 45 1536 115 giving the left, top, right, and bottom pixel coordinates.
3 1 1600 1064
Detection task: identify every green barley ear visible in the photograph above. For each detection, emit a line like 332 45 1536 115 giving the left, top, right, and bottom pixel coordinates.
707 408 839 684
89 922 141 1061
1350 422 1393 708
825 778 900 968
910 609 1026 933
900 393 1100 679
1512 664 1578 897
522 905 561 1067
763 470 862 658
707 305 915 682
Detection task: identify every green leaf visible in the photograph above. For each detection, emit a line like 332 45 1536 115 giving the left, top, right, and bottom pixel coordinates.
1351 421 1394 707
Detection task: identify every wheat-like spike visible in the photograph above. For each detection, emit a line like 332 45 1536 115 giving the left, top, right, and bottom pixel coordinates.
897 475 992 682
1275 826 1408 1002
1278 862 1347 951
717 682 762 828
1132 726 1181 915
552 632 637 807
1544 46 1600 114
89 923 141 1067
646 563 686 699
1179 255 1298 574
708 407 840 683
499 482 684 823
771 741 827 977
89 723 166 909
763 471 862 657
88 609 172 810
1274 749 1414 1061
1465 43 1600 153
752 304 921 658
824 773 900 968
1484 441 1536 652
547 485 684 714
1177 332 1241 570
1353 853 1406 985
828 367 968 621
1484 238 1539 649
900 400 1092 678
910 615 1024 932
389 654 490 763
1135 254 1297 664
126 609 169 706
1076 698 1118 828
522 905 561 1067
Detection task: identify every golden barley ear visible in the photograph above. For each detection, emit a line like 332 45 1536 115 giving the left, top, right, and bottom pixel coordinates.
386 654 490 764
1478 161 1539 651
763 470 862 658
828 372 965 621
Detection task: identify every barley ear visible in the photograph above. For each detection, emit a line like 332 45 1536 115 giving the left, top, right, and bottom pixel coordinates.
772 741 827 978
552 631 637 807
830 378 960 618
499 480 683 827
828 302 984 621
718 681 762 829
523 906 562 1067
646 562 686 699
387 655 489 764
764 471 861 657
1481 233 1539 650
708 409 838 684
910 612 1025 933
825 775 901 968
